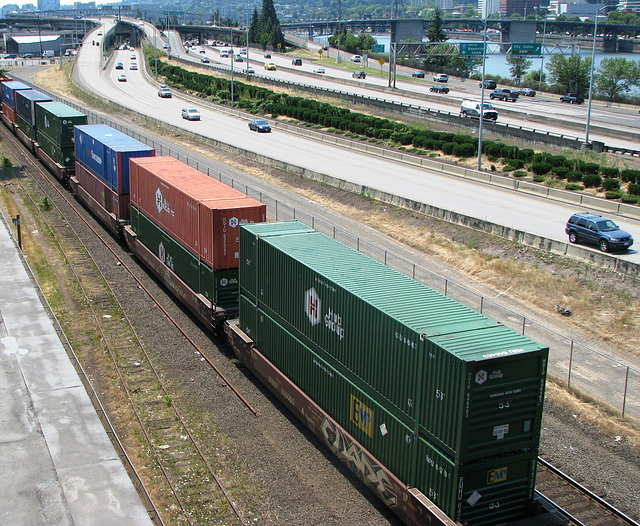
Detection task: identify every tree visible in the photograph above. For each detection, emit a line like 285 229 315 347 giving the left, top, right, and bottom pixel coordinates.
595 57 640 102
248 0 285 50
506 55 532 86
546 54 592 95
426 9 447 43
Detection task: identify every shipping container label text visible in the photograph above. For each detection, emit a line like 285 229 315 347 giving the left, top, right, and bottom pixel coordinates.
305 287 345 340
351 395 374 437
155 188 175 216
487 466 508 484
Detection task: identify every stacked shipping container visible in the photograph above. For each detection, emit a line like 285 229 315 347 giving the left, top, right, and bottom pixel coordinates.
239 221 548 525
35 102 87 169
129 156 266 309
74 124 155 221
15 89 52 140
1 81 31 124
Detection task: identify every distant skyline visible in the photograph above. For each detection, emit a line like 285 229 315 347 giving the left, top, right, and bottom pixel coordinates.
1 0 78 8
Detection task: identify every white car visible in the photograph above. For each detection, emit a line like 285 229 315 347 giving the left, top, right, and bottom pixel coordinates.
117 74 127 82
243 66 255 74
181 108 201 121
351 55 361 62
313 66 325 74
130 62 138 70
130 53 136 59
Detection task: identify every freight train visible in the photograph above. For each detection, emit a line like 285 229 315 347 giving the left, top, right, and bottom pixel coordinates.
0 78 568 526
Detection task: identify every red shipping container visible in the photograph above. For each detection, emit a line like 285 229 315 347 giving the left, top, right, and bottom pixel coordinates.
76 162 131 220
130 156 265 270
2 101 17 124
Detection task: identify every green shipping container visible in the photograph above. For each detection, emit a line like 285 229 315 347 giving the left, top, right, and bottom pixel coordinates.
240 295 539 526
35 101 87 147
239 220 315 302
132 206 239 308
36 128 75 167
240 221 548 463
16 112 36 140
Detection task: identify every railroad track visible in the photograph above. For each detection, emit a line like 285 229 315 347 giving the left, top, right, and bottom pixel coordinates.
536 457 639 526
1 127 253 525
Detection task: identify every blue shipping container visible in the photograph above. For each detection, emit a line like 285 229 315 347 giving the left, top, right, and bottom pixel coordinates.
15 90 51 125
1 81 31 109
74 124 155 194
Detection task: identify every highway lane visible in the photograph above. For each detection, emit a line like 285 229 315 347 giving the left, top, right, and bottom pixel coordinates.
164 31 639 149
73 26 640 265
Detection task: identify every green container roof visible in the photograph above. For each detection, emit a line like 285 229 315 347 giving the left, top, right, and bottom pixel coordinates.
248 222 501 340
37 101 86 118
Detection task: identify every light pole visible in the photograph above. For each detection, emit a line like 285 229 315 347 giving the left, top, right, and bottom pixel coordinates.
585 5 606 146
477 18 488 171
534 7 547 90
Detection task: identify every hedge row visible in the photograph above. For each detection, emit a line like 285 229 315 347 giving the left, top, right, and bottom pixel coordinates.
151 57 637 197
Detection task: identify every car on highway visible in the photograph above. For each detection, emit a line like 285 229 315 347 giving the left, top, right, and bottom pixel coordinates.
115 62 124 69
479 79 497 89
264 53 271 59
560 93 584 104
22 53 34 59
351 55 362 63
201 56 210 63
4 54 17 59
234 54 243 62
565 213 633 252
200 48 206 54
264 62 276 70
430 84 450 94
412 71 425 78
490 88 519 102
130 63 138 70
352 71 366 79
313 66 326 74
130 53 136 59
117 74 127 82
157 86 172 98
248 119 272 132
181 108 201 121
433 73 448 83
243 66 255 74
292 58 302 66
519 87 536 97
460 99 498 120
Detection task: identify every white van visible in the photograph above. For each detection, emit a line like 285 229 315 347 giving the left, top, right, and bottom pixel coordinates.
460 99 498 121
42 50 55 58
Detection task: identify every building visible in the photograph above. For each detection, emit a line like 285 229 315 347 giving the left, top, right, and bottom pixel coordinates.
38 0 61 10
1 4 20 16
479 0 502 17
618 0 640 12
5 34 65 57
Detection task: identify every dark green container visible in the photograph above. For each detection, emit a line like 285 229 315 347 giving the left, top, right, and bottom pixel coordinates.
35 101 87 147
239 221 548 463
239 220 315 302
16 113 36 140
240 295 539 526
132 206 239 308
36 128 75 167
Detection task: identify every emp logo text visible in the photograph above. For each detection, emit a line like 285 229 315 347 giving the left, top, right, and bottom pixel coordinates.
351 395 374 438
487 467 508 484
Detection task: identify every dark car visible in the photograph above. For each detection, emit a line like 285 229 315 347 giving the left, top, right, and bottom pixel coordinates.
4 54 17 59
352 71 366 79
479 79 497 89
412 71 425 78
490 88 519 102
519 87 536 97
115 62 124 69
264 53 271 59
565 212 633 252
248 119 271 133
430 84 450 94
292 58 302 66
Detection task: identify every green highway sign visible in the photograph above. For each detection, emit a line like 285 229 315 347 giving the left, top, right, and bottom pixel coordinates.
511 43 542 55
371 44 385 53
459 42 485 56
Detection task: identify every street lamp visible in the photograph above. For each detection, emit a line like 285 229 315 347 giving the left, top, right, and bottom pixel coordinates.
534 7 547 91
477 18 488 171
585 5 606 146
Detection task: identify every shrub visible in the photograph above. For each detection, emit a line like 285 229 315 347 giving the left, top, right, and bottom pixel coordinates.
518 149 535 162
442 142 456 155
601 166 620 179
602 178 621 191
566 171 583 182
628 183 640 196
551 166 570 179
582 173 602 188
565 183 584 191
605 190 623 199
531 162 552 175
621 194 640 204
505 159 525 170
513 170 528 178
533 175 546 182
453 143 476 158
621 169 640 183
575 161 600 174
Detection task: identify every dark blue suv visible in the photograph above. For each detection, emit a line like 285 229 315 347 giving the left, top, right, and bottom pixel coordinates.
565 212 633 252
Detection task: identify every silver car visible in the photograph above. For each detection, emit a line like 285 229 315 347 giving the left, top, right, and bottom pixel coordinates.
181 108 201 121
